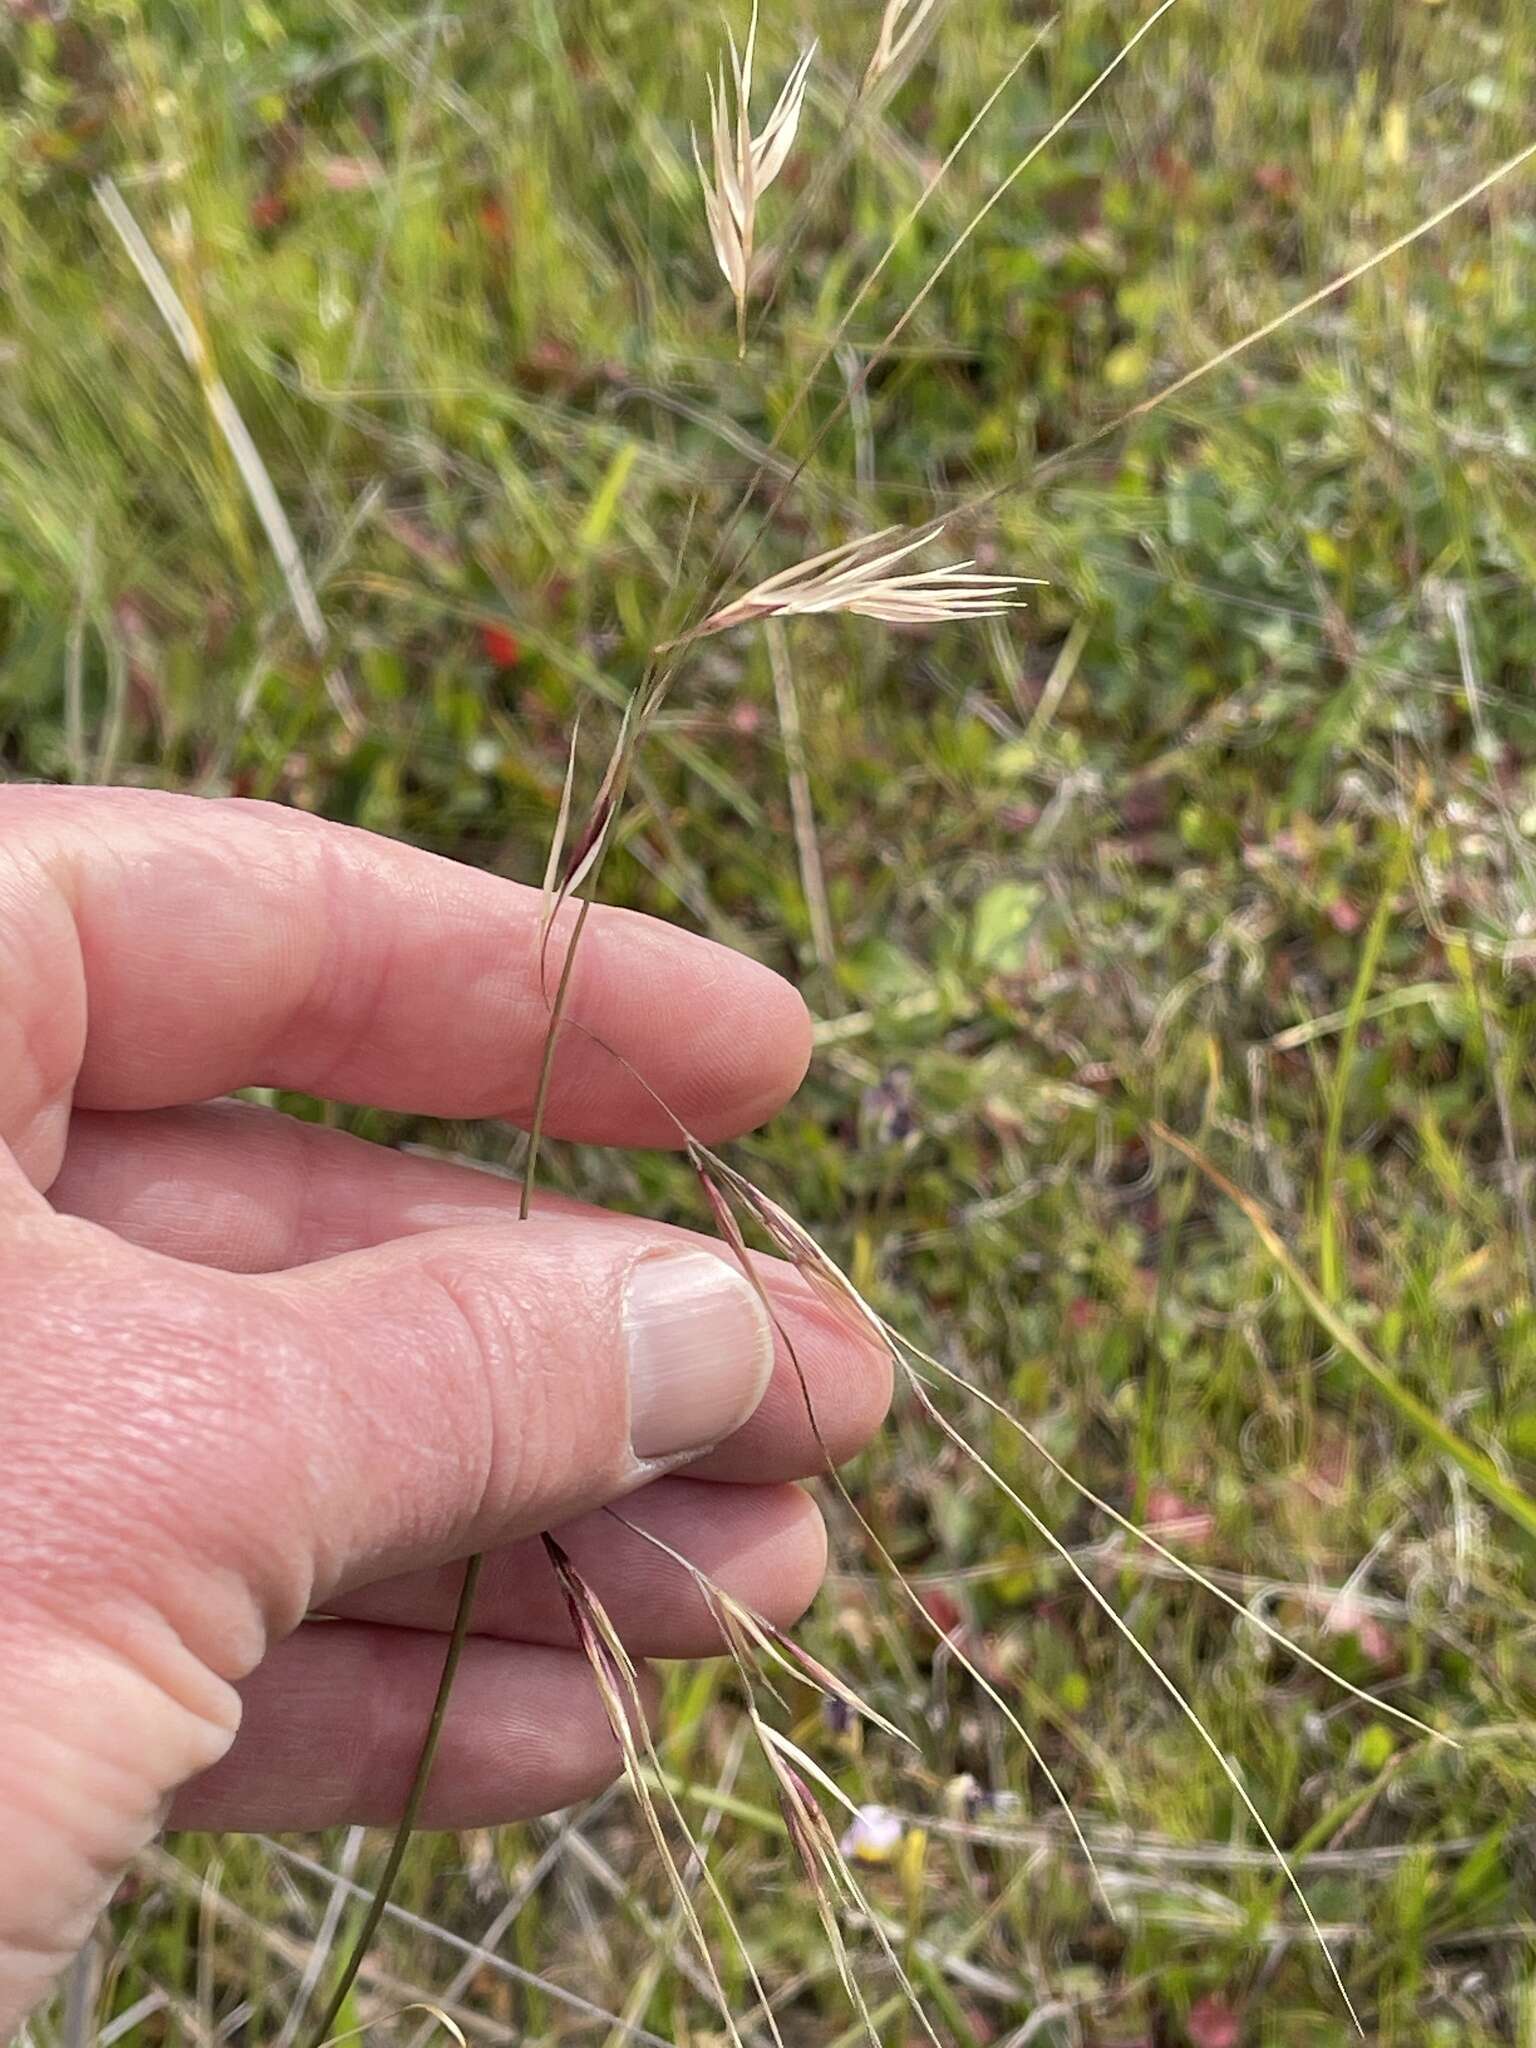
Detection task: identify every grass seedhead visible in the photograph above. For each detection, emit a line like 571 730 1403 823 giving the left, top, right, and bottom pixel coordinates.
761 1728 879 2035
616 1502 918 1748
682 1135 1454 2020
663 524 1039 646
544 1536 778 2048
692 3 816 349
865 0 941 86
754 1716 943 2048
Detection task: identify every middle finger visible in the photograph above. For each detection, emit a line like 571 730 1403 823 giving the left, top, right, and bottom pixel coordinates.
323 1474 826 1657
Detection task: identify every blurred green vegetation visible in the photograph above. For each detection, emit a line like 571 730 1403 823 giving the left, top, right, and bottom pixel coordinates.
5 0 1536 2041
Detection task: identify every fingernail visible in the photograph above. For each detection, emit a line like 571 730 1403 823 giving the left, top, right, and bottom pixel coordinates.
625 1249 775 1461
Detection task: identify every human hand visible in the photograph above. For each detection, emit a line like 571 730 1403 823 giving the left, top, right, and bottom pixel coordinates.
0 786 890 2031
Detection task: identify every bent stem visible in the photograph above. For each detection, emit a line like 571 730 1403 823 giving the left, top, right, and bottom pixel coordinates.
303 1553 485 2048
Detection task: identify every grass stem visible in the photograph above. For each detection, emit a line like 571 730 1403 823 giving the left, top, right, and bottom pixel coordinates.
303 1553 485 2048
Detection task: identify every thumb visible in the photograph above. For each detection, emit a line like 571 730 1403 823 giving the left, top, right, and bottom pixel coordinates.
246 1218 777 1615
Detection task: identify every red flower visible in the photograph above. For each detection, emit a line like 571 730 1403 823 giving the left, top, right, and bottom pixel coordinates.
1187 1994 1242 2048
917 1586 963 1638
480 624 522 669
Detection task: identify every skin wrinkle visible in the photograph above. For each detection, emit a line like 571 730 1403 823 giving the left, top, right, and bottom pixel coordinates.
305 1270 502 1589
0 1634 239 1996
4 1275 309 1666
406 1236 629 1540
413 1257 538 1550
0 1217 317 1669
1 1574 248 1738
280 820 410 1104
121 823 320 1104
46 803 170 1107
274 1107 324 1266
256 1221 644 1601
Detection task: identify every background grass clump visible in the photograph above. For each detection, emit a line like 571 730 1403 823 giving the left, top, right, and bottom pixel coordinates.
5 0 1536 2042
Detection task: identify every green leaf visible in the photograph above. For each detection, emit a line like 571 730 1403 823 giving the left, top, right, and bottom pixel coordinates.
970 881 1042 973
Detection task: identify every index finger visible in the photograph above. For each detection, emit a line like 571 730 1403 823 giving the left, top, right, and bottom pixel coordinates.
0 787 811 1183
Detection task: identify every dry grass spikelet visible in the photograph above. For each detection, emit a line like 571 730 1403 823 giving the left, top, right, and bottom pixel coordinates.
661 524 1040 646
865 0 941 86
691 2 816 349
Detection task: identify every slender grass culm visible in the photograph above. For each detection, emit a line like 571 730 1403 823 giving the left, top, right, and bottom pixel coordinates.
12 0 1536 2041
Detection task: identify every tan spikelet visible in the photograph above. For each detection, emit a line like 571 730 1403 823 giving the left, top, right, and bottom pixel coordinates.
691 3 815 347
661 524 1040 646
866 0 941 87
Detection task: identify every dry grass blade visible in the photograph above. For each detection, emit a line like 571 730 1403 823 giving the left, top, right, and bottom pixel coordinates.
1048 134 1536 473
274 1829 366 2048
319 2003 468 2048
691 2 816 348
849 0 1179 377
665 524 1038 645
91 176 360 731
545 1539 750 2048
252 1839 665 2044
865 0 941 86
